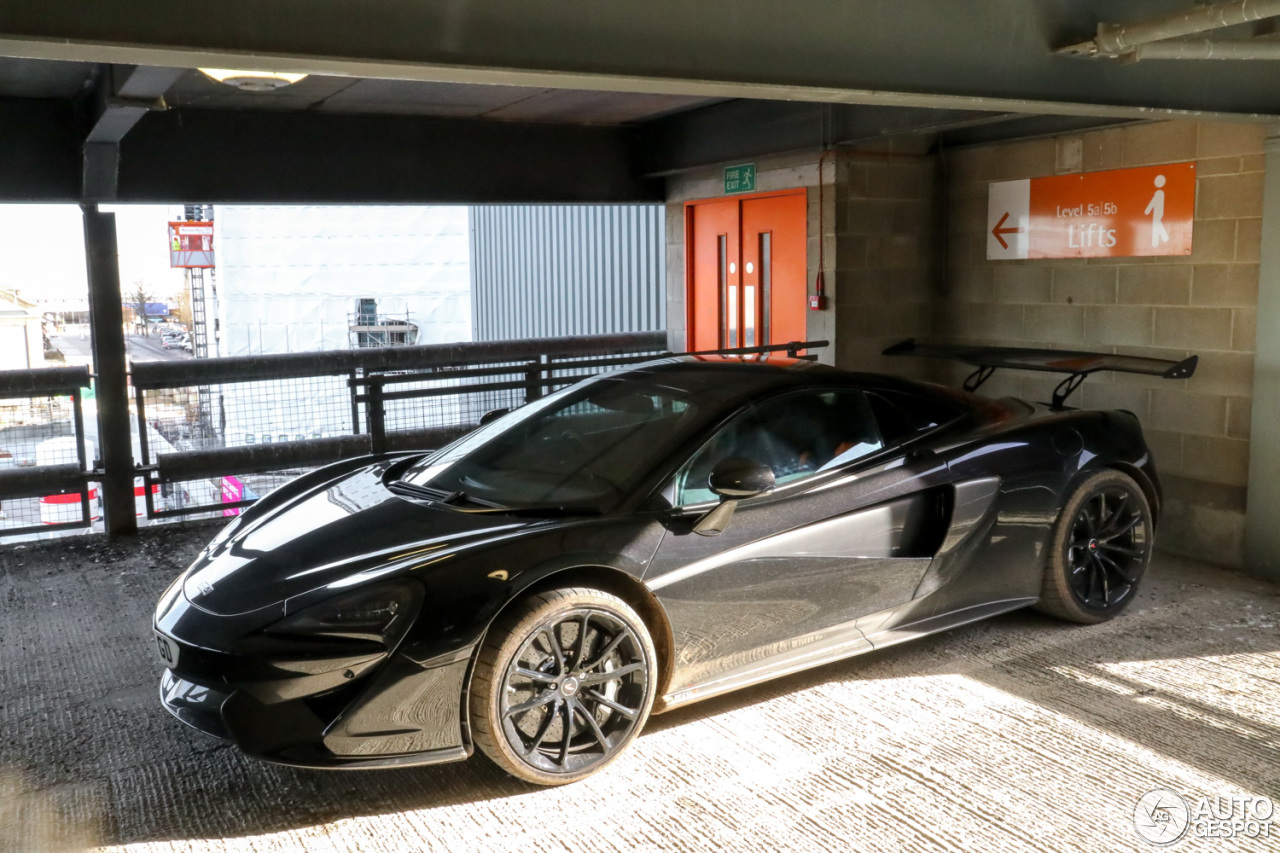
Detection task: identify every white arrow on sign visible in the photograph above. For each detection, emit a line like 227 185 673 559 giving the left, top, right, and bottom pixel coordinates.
987 179 1030 260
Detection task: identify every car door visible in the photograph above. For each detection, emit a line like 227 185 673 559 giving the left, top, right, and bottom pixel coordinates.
644 387 954 701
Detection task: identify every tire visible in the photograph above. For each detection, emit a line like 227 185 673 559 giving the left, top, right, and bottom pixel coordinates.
469 587 657 785
1036 469 1153 624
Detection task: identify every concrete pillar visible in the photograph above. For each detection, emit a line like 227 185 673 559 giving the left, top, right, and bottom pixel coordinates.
82 204 138 537
1245 134 1280 579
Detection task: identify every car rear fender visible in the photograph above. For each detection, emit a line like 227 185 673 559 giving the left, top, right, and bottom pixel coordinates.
1103 461 1161 527
1057 409 1161 527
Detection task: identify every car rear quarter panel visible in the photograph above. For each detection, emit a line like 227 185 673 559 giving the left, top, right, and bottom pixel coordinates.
925 407 1156 611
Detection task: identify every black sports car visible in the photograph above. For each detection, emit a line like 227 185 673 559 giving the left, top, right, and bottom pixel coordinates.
154 342 1196 785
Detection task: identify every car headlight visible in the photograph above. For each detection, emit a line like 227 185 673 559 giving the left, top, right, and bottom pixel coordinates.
270 581 422 646
155 573 185 619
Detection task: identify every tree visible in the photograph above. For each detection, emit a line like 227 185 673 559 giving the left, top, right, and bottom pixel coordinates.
129 281 153 336
173 285 193 331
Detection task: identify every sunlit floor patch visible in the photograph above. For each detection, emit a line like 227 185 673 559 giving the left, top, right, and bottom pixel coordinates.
1093 651 1280 737
96 659 1278 853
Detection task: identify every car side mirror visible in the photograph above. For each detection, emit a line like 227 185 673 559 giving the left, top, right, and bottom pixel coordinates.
708 456 775 499
694 457 774 536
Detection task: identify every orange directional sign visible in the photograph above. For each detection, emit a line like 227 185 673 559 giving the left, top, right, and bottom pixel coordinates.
987 163 1195 260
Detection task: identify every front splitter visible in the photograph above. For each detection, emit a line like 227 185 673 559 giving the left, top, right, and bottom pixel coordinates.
160 669 232 741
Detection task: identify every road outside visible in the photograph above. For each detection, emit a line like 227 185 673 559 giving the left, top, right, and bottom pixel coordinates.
46 326 191 372
124 332 191 364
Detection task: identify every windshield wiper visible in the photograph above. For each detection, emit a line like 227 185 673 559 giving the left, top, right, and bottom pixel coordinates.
454 492 507 509
388 480 454 501
388 480 507 510
502 505 602 517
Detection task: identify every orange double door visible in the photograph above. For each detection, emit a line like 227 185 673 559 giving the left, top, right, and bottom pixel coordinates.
686 189 807 352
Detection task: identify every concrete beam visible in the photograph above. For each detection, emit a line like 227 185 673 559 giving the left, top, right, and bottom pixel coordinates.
82 64 183 201
938 115 1138 149
639 101 1128 175
642 101 1011 175
0 96 660 203
2 1 1280 119
113 109 662 203
0 98 82 201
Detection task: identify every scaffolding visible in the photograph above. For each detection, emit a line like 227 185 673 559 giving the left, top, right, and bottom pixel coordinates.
348 298 418 348
183 204 220 445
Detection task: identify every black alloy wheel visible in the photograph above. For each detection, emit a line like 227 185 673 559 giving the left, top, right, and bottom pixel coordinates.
470 587 657 785
1037 469 1153 624
1066 488 1148 610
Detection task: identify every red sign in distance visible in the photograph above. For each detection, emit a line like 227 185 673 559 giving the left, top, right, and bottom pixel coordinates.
168 221 215 269
987 163 1195 260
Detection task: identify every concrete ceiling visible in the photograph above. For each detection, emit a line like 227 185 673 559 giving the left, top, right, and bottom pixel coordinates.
0 57 723 125
0 1 1274 204
160 70 723 125
4 0 1280 118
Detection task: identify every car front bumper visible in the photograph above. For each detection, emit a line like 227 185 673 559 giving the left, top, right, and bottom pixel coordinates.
158 639 477 770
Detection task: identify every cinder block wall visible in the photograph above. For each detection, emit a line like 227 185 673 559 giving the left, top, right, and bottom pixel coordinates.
942 120 1263 567
834 138 940 377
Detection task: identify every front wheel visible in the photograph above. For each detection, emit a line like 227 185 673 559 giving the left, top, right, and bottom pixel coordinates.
469 587 657 785
1036 469 1153 624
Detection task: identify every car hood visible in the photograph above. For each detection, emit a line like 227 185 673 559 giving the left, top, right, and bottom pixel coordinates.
183 463 535 616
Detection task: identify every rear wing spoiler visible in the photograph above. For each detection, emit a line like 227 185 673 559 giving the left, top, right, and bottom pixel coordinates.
883 339 1197 408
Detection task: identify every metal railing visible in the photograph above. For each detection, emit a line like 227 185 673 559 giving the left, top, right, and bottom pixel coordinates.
0 366 96 537
0 336 825 537
129 332 670 519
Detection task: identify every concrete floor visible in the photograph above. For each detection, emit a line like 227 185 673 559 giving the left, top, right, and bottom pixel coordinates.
0 524 1277 852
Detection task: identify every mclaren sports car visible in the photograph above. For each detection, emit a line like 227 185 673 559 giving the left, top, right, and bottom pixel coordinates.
154 341 1196 785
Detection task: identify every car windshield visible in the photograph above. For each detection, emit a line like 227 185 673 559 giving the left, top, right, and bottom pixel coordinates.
399 375 707 512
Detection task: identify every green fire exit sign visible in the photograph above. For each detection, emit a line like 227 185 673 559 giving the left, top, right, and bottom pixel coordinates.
724 163 756 194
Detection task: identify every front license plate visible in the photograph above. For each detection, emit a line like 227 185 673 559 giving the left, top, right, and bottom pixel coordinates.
154 630 180 669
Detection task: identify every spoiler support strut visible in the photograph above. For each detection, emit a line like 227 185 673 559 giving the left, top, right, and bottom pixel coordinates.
884 339 1198 408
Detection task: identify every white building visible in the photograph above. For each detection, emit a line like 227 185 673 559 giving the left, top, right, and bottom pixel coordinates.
210 206 471 445
0 290 47 370
215 205 471 356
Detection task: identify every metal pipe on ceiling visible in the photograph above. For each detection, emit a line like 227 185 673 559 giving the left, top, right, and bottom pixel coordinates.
1132 36 1280 59
1058 0 1280 57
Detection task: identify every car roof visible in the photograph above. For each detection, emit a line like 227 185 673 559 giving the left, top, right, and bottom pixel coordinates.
609 355 964 411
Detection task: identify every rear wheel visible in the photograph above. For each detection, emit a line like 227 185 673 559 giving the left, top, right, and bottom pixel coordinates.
469 587 657 785
1036 469 1152 624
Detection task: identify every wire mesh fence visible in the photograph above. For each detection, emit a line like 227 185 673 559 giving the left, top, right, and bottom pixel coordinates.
139 374 361 521
145 375 357 454
373 369 524 436
0 409 86 533
0 368 95 540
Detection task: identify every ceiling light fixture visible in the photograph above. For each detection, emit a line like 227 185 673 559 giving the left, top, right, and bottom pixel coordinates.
199 68 308 92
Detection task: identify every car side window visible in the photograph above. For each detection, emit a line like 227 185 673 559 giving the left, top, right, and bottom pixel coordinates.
674 389 884 506
866 390 961 444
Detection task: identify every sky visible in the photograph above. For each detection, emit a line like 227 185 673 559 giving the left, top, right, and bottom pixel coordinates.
0 204 187 303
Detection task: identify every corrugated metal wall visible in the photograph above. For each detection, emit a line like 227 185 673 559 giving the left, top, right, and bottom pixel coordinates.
470 205 665 340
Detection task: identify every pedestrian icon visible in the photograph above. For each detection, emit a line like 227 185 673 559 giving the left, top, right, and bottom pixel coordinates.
1144 174 1170 249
